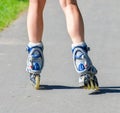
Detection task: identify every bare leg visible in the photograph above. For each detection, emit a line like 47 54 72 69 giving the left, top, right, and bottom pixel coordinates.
27 0 46 43
59 0 98 89
26 0 46 88
59 0 84 44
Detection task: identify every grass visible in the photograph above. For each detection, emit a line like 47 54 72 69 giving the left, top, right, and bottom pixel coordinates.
0 0 28 31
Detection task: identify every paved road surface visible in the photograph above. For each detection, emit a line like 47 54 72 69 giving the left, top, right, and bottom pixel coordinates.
0 0 120 113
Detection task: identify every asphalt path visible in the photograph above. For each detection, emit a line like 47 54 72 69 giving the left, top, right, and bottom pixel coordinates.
0 0 120 113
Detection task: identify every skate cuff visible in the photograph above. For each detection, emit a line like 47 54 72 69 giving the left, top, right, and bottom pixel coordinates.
72 46 90 53
26 46 44 53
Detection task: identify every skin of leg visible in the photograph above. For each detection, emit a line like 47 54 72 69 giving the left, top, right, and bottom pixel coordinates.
59 0 84 44
27 0 46 43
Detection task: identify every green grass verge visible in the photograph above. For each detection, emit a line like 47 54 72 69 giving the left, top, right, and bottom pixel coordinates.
0 0 28 31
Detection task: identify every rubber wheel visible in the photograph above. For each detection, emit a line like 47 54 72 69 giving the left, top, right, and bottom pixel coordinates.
35 75 40 90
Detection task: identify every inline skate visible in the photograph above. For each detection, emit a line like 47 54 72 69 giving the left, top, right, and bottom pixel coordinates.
72 42 99 90
26 42 44 90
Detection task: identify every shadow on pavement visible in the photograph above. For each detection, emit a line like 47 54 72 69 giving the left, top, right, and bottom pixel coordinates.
39 85 120 95
89 86 120 95
40 85 80 90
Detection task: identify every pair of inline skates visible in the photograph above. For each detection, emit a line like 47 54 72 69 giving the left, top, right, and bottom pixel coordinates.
26 42 99 90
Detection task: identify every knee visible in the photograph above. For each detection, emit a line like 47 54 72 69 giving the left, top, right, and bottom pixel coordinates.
29 0 39 4
29 0 46 10
59 0 78 11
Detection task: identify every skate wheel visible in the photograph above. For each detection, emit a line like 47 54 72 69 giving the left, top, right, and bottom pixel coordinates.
35 75 40 90
90 79 95 90
95 83 99 90
94 76 99 90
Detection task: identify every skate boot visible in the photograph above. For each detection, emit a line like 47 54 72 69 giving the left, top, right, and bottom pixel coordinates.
72 42 99 90
26 42 44 90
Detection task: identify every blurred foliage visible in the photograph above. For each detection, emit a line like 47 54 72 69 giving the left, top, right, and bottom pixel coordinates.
0 0 28 31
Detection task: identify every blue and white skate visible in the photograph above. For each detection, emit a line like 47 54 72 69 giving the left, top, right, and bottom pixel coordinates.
72 43 99 90
26 43 44 90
